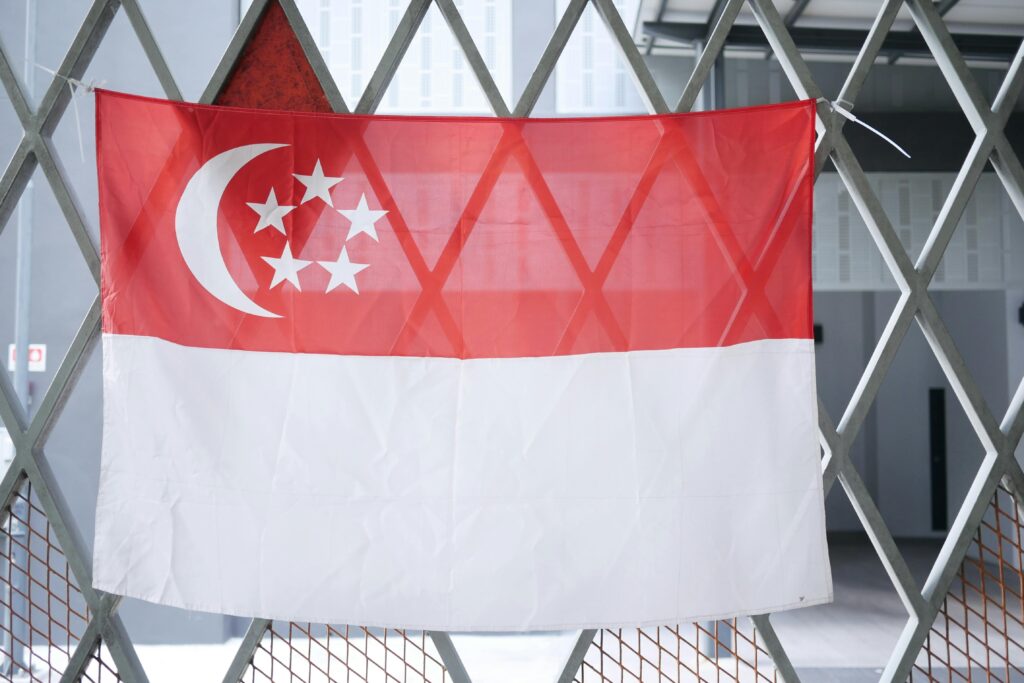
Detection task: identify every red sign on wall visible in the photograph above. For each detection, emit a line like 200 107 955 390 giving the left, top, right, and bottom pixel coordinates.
7 343 46 372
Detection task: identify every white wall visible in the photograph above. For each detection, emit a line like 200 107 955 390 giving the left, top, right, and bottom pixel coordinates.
814 291 876 532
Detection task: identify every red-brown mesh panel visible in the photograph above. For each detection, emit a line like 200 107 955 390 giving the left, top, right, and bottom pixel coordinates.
77 638 123 682
0 477 91 681
214 0 333 112
912 484 1024 682
572 621 777 682
241 622 450 682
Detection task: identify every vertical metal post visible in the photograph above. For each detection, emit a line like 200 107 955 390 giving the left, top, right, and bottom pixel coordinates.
13 0 34 412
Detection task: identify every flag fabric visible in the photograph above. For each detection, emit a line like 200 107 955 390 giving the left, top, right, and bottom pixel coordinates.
94 89 831 631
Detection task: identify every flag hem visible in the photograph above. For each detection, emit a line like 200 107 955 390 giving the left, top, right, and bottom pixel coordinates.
95 87 816 126
89 577 833 632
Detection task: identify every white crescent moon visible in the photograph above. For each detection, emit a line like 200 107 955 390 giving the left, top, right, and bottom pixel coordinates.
175 143 288 318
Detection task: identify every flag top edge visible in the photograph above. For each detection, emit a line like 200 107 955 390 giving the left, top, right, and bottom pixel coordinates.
94 87 815 125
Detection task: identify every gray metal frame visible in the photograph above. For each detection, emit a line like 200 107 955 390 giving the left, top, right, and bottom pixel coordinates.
0 0 1020 681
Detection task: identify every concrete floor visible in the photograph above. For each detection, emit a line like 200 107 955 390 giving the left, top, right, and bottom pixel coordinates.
447 534 960 682
772 533 938 681
449 533 1001 682
772 532 1024 682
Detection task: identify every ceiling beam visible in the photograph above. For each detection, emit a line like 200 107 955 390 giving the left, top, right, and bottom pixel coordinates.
642 20 1022 63
889 0 963 64
645 0 671 55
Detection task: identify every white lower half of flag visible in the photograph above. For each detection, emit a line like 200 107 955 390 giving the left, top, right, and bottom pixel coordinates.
94 334 831 630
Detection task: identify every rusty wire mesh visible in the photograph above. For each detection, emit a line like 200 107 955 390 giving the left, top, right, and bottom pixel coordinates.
912 485 1024 682
0 477 90 682
573 621 776 682
78 638 123 683
241 622 450 683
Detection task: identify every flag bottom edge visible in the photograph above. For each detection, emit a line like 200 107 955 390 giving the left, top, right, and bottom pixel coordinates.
90 579 833 632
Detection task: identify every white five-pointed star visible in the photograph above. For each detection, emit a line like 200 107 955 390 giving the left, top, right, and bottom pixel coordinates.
246 188 295 235
262 242 312 291
293 159 344 206
318 247 369 294
339 193 388 242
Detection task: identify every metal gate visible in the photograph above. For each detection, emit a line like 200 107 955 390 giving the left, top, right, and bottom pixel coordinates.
0 0 1022 680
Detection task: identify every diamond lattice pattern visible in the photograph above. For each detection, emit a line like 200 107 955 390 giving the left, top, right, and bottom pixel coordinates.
0 0 1022 681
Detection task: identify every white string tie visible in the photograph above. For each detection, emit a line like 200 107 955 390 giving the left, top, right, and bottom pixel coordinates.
818 97 911 159
33 63 106 163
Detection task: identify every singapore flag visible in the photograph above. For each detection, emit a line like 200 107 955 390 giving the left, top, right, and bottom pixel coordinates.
94 90 831 630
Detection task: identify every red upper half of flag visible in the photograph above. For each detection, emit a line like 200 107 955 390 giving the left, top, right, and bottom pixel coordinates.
97 90 814 359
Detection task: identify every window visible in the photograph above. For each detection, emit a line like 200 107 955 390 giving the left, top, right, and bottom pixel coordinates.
555 0 644 114
295 0 512 114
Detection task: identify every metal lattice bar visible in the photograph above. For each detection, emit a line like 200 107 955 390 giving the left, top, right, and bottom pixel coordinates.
0 0 1022 681
675 0 742 112
354 0 432 114
591 0 669 113
435 0 511 116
